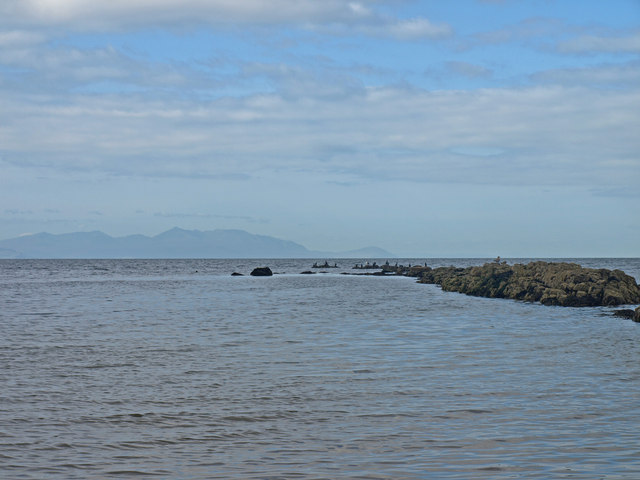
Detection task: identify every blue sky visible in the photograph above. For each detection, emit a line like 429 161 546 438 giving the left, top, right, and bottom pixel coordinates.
1 0 639 257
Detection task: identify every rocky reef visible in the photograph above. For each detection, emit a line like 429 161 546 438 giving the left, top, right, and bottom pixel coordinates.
238 260 640 310
411 261 640 307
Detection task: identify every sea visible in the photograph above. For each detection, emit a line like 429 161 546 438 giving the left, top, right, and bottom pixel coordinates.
1 258 639 479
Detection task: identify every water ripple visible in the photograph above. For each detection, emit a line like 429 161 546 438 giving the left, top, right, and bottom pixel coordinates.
1 258 640 479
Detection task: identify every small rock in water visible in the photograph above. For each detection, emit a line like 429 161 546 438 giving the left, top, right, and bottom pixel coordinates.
613 309 635 319
635 306 640 323
250 267 273 277
231 272 244 276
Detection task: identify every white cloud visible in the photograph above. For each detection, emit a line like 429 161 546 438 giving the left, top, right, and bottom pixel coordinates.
557 32 640 54
385 18 453 40
2 0 358 26
0 0 452 40
467 19 640 57
0 29 45 47
241 62 366 100
532 61 640 87
446 61 492 78
2 82 638 189
0 4 636 194
460 18 640 57
465 17 565 47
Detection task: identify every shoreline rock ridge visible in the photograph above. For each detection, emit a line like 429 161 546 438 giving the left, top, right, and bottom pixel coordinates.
415 261 640 307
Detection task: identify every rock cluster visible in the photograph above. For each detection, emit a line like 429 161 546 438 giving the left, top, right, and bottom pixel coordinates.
416 261 640 307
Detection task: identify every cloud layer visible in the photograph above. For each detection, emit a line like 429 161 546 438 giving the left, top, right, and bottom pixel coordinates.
2 82 637 189
1 0 638 254
1 0 453 39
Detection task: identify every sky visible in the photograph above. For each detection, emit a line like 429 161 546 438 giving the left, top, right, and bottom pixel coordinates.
1 0 639 257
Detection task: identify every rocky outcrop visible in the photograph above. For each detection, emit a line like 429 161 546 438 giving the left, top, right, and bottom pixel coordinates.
250 267 273 277
635 306 640 323
405 265 432 277
417 261 640 307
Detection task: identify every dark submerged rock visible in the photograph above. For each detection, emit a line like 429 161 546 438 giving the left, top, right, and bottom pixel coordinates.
613 309 636 319
250 267 273 277
300 270 315 274
418 261 640 307
231 272 244 276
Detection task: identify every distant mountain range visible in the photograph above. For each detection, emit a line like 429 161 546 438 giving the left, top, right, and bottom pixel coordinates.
0 228 395 259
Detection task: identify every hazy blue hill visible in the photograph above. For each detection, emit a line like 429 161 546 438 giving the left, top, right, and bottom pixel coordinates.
0 247 21 259
0 228 393 259
206 229 311 258
113 233 157 258
147 228 312 258
153 227 201 241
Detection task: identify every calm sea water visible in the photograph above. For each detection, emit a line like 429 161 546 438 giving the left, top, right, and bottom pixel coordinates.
1 258 639 479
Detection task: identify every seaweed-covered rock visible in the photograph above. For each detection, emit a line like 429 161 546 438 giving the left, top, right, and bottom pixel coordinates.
418 261 640 307
406 265 432 277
